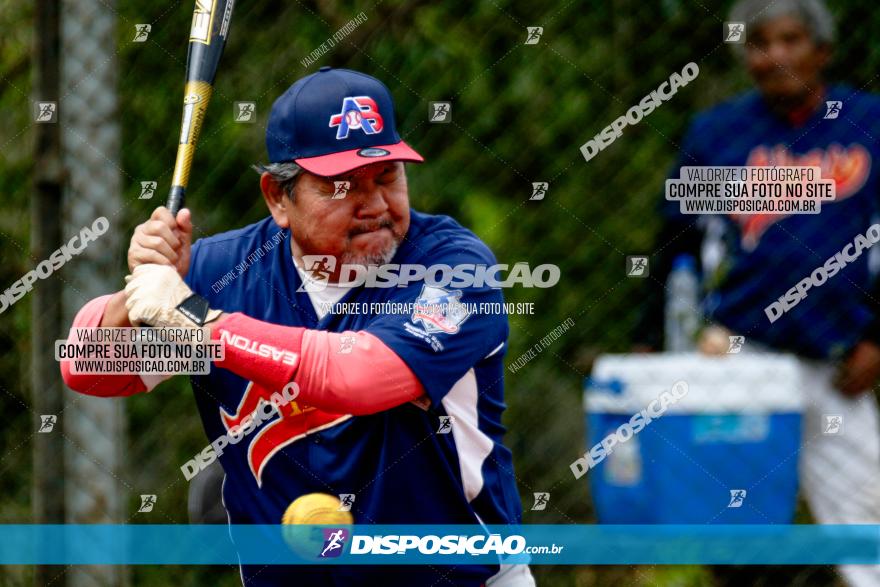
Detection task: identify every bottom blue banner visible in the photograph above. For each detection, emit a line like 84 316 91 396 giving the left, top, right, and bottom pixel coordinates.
0 525 876 565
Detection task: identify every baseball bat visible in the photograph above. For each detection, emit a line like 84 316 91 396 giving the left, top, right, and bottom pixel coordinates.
167 0 236 216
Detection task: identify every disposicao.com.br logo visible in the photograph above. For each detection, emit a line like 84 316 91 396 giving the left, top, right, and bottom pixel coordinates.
350 534 524 555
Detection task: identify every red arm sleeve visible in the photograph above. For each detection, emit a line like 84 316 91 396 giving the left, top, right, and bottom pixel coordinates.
211 313 424 415
60 295 148 397
293 329 425 415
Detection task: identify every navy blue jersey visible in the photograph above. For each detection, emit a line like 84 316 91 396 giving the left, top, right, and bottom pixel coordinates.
661 86 880 358
183 210 522 586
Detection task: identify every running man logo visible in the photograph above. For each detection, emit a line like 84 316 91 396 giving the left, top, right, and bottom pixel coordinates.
727 335 745 354
308 257 333 279
333 181 350 200
824 101 842 119
38 415 56 433
724 22 745 43
429 101 451 123
437 416 454 434
319 529 349 558
626 256 649 278
338 335 356 355
35 102 57 123
727 489 746 508
133 24 151 42
530 182 548 201
531 492 550 511
139 181 157 200
823 414 843 435
297 255 336 292
525 27 543 45
235 102 256 122
338 494 355 512
304 255 335 279
138 494 157 513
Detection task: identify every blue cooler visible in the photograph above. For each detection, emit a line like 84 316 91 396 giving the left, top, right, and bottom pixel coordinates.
584 354 803 524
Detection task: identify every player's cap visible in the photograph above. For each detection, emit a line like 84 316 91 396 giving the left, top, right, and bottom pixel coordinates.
266 67 424 176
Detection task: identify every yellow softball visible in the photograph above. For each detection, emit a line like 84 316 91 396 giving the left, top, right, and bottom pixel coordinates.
280 493 354 558
281 493 354 525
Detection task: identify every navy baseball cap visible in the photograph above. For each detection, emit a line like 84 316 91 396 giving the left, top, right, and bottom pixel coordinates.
266 67 424 176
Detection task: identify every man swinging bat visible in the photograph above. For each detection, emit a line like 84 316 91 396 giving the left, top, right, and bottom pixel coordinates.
60 67 534 587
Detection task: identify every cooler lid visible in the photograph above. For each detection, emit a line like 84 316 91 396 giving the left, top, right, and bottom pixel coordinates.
585 353 805 414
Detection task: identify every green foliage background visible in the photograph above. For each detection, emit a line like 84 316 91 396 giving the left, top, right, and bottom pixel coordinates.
2 0 877 584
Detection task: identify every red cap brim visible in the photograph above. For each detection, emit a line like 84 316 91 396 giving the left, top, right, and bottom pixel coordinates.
294 141 425 177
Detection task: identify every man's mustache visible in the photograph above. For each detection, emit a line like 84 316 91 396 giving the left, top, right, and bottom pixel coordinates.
349 219 395 236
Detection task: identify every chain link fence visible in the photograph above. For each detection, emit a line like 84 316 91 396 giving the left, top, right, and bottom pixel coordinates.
4 0 880 585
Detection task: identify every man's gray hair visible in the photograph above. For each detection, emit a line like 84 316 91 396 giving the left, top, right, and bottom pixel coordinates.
252 161 304 199
729 0 834 50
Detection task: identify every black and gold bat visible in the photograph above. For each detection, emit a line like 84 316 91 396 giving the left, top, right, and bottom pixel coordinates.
167 0 236 215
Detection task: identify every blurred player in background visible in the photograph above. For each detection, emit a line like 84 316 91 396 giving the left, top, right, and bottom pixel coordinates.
638 1 880 585
60 68 533 586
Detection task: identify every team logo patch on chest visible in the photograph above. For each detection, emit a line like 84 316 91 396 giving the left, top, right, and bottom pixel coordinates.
411 285 470 334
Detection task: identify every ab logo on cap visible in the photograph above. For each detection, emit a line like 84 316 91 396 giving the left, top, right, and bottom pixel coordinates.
329 96 384 139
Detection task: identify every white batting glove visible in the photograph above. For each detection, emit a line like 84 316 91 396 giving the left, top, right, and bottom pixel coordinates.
124 264 222 328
